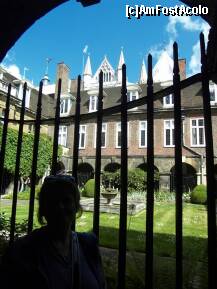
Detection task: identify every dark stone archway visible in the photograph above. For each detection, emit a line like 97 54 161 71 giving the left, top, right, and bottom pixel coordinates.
137 163 160 191
104 162 121 173
77 162 94 186
170 162 197 192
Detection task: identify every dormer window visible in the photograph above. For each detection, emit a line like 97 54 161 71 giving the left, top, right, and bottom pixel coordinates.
209 83 217 104
89 95 98 112
163 94 174 107
127 91 138 102
60 98 71 115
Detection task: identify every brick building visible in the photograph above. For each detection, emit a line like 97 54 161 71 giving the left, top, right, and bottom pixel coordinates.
0 64 56 193
53 50 217 191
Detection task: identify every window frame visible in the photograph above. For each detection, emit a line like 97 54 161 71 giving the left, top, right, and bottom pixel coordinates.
190 118 205 147
209 83 217 105
139 121 147 148
116 122 129 148
94 123 107 148
58 125 68 147
89 95 98 112
60 98 71 116
163 94 174 108
164 119 175 147
79 125 86 149
127 90 139 102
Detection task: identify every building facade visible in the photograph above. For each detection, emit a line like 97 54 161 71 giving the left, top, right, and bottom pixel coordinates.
0 65 56 193
53 51 217 191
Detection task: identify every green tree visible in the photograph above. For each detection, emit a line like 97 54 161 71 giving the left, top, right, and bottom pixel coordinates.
0 125 62 178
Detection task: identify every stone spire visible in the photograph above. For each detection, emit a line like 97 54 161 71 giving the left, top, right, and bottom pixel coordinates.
117 47 125 83
83 54 92 86
139 59 147 84
153 51 173 83
84 54 92 76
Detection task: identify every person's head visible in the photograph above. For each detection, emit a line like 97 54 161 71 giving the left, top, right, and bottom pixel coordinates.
38 175 82 230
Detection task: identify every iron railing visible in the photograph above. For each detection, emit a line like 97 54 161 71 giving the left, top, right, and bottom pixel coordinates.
0 34 216 289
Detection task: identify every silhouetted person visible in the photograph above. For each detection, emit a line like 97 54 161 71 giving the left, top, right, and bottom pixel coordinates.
0 175 106 289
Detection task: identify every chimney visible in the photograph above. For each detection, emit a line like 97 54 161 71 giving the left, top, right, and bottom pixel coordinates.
178 59 186 80
55 62 70 97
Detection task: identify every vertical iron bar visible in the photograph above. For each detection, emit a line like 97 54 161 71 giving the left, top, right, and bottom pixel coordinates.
0 84 11 196
145 54 154 289
200 32 217 289
117 64 128 289
9 82 27 245
71 76 81 231
173 42 183 289
27 81 43 234
51 78 61 175
93 70 103 238
72 75 81 183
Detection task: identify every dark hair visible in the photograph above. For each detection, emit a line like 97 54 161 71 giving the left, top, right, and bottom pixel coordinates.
38 175 82 225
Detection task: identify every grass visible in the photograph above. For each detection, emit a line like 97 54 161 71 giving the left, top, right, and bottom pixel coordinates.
0 200 208 289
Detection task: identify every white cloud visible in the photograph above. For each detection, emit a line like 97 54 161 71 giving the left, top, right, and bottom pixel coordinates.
166 15 203 37
189 22 210 75
3 64 22 79
150 14 210 76
149 38 174 61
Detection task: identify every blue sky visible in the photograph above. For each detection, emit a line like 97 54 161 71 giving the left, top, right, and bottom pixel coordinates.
1 0 210 85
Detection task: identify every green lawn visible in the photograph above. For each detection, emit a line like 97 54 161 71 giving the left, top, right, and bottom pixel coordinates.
0 201 207 259
0 200 208 289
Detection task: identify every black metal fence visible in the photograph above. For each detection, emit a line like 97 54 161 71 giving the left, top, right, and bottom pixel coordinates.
0 34 216 289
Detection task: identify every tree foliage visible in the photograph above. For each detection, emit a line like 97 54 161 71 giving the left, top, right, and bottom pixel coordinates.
102 168 160 194
0 125 62 178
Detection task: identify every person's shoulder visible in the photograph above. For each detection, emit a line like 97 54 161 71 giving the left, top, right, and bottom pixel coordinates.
2 227 46 260
77 232 98 246
77 231 99 254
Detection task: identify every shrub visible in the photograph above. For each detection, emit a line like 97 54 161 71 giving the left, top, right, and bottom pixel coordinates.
102 168 160 194
128 168 147 193
2 185 41 200
17 190 31 200
83 179 95 198
190 184 207 204
102 171 120 189
0 212 10 231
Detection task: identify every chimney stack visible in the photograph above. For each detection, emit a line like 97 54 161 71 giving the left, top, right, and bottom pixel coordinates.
55 62 70 97
178 59 186 80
